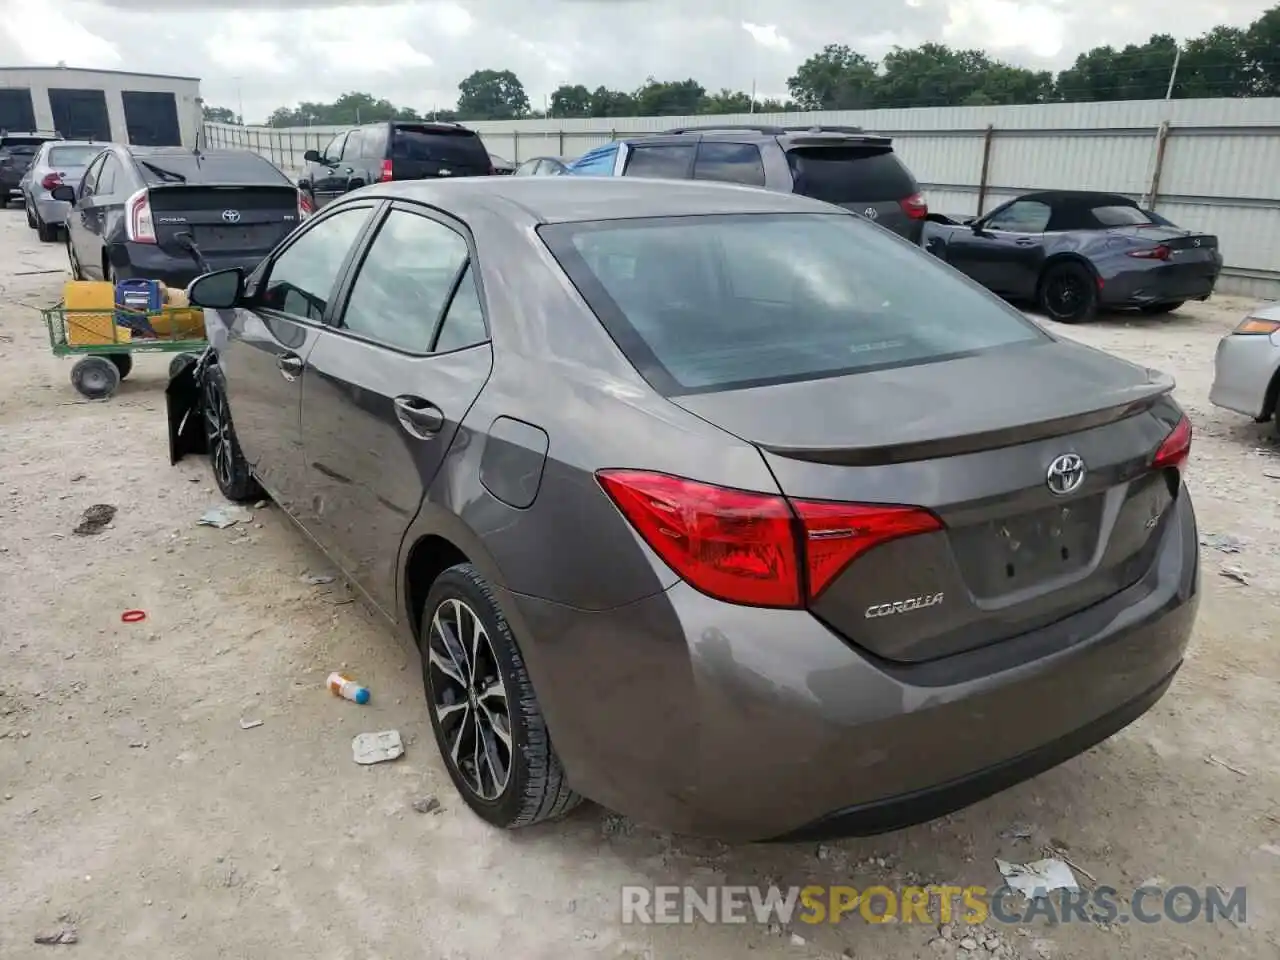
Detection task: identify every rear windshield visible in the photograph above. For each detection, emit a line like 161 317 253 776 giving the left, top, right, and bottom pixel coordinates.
1091 204 1156 226
137 152 291 185
390 126 489 167
48 145 102 166
540 213 1046 395
786 146 916 204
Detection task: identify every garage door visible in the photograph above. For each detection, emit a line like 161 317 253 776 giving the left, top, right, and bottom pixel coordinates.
122 91 182 146
49 89 111 141
0 88 37 132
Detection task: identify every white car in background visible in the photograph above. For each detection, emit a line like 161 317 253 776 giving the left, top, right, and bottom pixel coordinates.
1210 301 1280 433
20 140 107 243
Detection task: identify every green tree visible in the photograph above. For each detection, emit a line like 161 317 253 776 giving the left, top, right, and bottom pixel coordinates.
549 84 593 118
202 105 238 124
1247 4 1280 95
456 69 530 120
587 86 637 117
633 78 707 116
701 89 755 114
786 44 878 110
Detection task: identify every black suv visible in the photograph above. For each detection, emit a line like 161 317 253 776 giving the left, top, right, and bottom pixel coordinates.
612 124 928 243
2 131 62 206
299 121 494 209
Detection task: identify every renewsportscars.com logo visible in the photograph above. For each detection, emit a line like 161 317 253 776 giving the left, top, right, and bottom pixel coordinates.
621 884 1247 927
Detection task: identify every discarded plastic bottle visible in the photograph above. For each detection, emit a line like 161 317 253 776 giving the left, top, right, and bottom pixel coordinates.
327 673 371 705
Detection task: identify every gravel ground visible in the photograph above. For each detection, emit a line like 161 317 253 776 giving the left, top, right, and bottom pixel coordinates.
1 205 1277 960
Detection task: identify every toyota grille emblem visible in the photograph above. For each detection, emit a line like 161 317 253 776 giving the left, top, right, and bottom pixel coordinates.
1046 453 1086 496
863 207 879 220
221 209 241 223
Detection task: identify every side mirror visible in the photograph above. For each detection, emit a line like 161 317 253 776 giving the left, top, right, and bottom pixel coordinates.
187 268 245 310
51 184 77 203
303 149 321 163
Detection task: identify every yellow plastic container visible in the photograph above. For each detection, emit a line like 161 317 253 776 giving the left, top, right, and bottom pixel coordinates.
62 281 129 347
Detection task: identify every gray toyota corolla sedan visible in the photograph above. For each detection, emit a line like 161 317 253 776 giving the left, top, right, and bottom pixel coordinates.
171 176 1199 842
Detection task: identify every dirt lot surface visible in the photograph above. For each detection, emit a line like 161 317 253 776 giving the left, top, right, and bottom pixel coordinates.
1 205 1278 960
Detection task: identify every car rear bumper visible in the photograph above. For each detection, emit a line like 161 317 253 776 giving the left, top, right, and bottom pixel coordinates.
1100 259 1222 307
34 197 71 224
110 242 271 288
504 489 1199 842
1209 331 1280 420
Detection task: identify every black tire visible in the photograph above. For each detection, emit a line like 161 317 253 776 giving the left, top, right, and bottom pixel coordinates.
107 353 133 379
203 363 263 502
1139 301 1184 315
1038 261 1097 323
25 203 36 228
71 356 121 400
36 216 58 243
67 236 83 280
421 563 582 830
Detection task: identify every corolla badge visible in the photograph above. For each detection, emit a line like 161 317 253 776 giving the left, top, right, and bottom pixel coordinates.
1046 453 1086 496
865 592 944 619
221 209 241 223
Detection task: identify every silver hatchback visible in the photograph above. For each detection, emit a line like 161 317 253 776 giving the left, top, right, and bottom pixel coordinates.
21 141 106 242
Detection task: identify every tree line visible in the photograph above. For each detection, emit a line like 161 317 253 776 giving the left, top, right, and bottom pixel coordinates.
203 5 1278 127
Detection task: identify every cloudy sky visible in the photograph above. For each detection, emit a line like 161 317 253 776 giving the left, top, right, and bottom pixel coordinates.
0 0 1269 122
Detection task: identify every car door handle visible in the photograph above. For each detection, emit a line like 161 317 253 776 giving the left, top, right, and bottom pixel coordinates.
1014 238 1036 246
277 354 304 380
393 396 444 436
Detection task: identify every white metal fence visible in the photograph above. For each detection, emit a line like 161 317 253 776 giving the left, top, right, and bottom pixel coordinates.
204 97 1280 299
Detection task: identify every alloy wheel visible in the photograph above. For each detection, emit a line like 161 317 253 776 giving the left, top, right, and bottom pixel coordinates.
1045 273 1084 318
426 597 513 801
203 379 234 490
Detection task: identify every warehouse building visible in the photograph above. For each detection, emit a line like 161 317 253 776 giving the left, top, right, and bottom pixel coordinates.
0 65 201 147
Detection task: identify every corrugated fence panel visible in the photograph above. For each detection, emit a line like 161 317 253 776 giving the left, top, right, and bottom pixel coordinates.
204 96 1280 297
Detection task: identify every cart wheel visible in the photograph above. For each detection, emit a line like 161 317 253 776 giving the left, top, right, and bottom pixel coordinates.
169 353 197 379
107 353 133 379
71 356 122 400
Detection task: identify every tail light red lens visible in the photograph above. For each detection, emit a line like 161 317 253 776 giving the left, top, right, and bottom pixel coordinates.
379 159 394 182
899 192 928 220
1152 416 1192 471
41 172 62 191
596 470 943 608
1128 244 1171 261
125 188 156 244
298 189 314 219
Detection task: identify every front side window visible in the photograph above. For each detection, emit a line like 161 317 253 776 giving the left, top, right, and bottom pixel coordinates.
79 154 105 198
541 213 1047 395
96 156 122 195
985 200 1051 233
321 133 347 163
259 207 371 320
623 144 695 179
340 209 470 352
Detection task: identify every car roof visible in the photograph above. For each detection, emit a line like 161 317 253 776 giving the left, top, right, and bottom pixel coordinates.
1018 190 1137 208
358 176 839 224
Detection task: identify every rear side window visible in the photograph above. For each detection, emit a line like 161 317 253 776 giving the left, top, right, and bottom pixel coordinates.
358 126 388 158
340 209 471 352
540 213 1045 395
137 152 291 186
1091 205 1154 226
786 146 916 204
48 145 101 166
391 127 489 168
623 144 695 179
693 142 765 187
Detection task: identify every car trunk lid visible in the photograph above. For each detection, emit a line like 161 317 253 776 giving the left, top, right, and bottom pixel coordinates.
147 185 299 257
671 339 1184 662
389 125 492 179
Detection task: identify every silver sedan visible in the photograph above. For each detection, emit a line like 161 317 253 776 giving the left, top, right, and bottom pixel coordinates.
1210 301 1280 433
21 140 105 242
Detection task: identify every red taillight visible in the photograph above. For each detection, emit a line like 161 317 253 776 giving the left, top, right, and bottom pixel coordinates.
1128 244 1171 261
298 189 314 219
596 470 942 608
1152 416 1192 472
379 159 393 182
899 192 928 220
41 172 62 191
125 188 156 244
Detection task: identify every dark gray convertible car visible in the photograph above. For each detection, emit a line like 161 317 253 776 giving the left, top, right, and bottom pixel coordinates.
922 190 1222 322
169 177 1199 842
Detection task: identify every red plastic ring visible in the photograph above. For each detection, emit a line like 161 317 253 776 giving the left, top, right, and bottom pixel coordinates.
121 610 147 623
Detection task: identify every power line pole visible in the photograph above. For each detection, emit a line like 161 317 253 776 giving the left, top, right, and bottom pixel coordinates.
1165 45 1182 100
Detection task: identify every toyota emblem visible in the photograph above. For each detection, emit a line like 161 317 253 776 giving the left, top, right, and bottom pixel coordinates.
1046 453 1086 497
221 209 241 223
863 207 879 220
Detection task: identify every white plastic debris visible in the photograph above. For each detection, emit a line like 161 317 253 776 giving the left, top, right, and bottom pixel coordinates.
352 730 404 765
198 505 253 529
995 858 1079 900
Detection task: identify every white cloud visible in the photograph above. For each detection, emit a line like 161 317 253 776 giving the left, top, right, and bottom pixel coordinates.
943 0 1066 59
742 22 793 53
3 2 121 68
